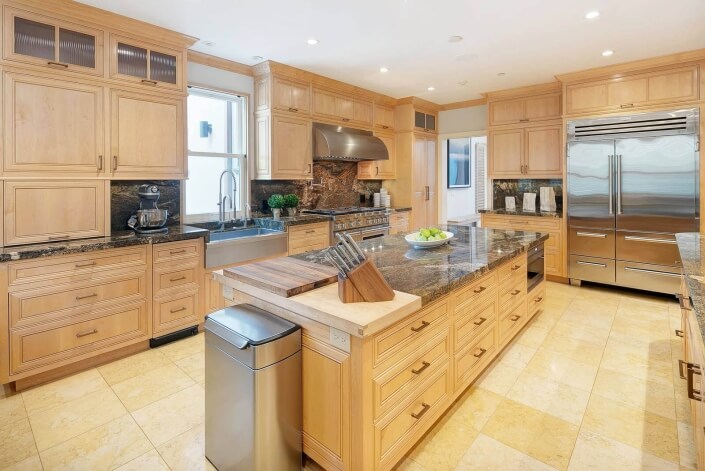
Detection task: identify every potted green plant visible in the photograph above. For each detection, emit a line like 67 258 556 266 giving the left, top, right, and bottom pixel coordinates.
283 194 300 216
267 194 285 219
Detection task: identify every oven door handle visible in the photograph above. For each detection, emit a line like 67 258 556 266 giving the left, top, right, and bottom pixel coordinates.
358 227 389 236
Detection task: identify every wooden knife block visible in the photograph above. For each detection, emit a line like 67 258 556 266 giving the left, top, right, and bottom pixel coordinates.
338 259 395 303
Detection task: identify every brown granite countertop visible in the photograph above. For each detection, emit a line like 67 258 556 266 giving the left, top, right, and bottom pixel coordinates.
0 225 208 263
479 209 562 218
295 225 548 305
676 233 705 344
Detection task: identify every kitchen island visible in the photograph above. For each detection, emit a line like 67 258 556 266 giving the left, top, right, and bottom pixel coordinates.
214 226 548 471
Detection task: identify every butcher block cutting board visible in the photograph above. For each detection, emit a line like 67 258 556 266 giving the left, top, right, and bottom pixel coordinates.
223 257 339 297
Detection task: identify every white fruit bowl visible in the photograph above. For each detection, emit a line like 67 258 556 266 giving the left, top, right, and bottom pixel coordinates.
404 231 454 249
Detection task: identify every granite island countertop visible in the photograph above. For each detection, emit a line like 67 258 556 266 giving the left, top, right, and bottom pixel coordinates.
479 209 562 218
296 225 549 306
676 232 705 344
0 225 208 262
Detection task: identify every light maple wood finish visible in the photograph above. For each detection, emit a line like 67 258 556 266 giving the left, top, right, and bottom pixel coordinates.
373 103 395 130
187 50 253 77
357 131 396 180
388 212 410 235
4 180 105 245
3 70 105 176
254 111 312 180
395 103 438 134
288 221 330 255
110 88 185 179
272 75 311 114
312 87 373 127
564 65 699 116
489 93 561 126
525 125 562 175
109 34 185 91
488 128 523 176
488 121 563 178
682 279 705 470
441 98 487 111
3 6 105 77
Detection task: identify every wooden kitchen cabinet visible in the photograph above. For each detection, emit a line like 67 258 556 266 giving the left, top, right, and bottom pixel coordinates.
357 132 396 180
682 292 705 470
288 222 330 255
488 128 523 176
4 180 106 246
3 70 105 176
255 112 313 180
411 135 437 229
110 88 185 179
488 122 562 178
272 75 311 114
109 34 184 91
3 6 104 77
312 87 373 127
565 65 699 115
388 211 410 235
525 125 562 175
374 103 395 130
489 93 561 126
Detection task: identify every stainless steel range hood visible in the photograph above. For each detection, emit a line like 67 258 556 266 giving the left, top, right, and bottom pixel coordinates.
313 123 388 161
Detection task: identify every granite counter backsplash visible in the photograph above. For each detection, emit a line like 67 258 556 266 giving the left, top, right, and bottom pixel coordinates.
295 225 548 305
111 180 181 231
492 179 562 212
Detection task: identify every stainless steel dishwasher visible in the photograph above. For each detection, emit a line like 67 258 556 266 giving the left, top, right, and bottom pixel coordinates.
204 304 302 471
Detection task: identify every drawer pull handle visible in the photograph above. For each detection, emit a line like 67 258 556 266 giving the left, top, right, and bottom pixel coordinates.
510 289 521 296
48 235 70 241
679 359 688 379
676 329 684 338
473 347 487 358
410 320 430 333
170 306 187 313
170 276 187 282
75 293 98 301
624 266 680 278
411 402 431 420
576 260 607 268
576 232 607 238
170 249 186 255
624 235 676 244
76 328 98 338
620 103 634 108
473 317 488 326
473 286 486 294
305 230 315 234
534 296 543 303
141 79 158 86
687 363 702 401
382 125 389 129
75 261 96 268
511 265 521 271
510 314 521 322
342 118 350 122
47 61 68 68
288 107 299 112
411 361 431 375
677 293 692 310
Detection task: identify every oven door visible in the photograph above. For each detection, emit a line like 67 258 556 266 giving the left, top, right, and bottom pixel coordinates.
527 243 545 292
346 226 389 242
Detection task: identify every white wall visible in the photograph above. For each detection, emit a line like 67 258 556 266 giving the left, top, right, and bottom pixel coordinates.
439 105 487 134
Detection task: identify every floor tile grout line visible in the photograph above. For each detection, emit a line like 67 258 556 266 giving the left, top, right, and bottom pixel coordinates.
18 393 45 471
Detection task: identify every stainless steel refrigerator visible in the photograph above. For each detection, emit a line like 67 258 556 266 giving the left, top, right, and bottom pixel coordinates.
567 108 699 294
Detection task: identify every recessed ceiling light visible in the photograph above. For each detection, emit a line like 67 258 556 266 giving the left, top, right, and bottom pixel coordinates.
201 40 215 47
252 55 263 61
427 86 435 91
458 80 468 86
585 10 600 19
602 49 614 57
448 35 463 43
307 38 319 45
497 72 506 77
379 67 389 73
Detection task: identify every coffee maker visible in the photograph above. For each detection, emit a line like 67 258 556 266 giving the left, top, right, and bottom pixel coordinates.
127 185 168 234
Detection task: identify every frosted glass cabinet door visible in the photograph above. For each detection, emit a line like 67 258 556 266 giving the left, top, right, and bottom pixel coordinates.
3 7 104 76
110 35 183 90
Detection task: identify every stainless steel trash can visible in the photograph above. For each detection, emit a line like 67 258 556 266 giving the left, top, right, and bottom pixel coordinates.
205 304 302 471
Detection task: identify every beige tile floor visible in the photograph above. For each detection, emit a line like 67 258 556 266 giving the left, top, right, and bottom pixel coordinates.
0 281 696 471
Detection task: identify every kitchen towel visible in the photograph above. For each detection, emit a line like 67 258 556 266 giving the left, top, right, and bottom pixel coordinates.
523 193 537 212
540 187 557 212
505 196 516 211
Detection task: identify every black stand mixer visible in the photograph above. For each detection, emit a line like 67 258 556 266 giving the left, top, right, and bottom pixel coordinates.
127 185 169 234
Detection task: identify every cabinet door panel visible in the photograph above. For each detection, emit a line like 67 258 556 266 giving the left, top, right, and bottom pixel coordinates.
412 138 428 229
272 114 312 179
4 71 104 175
110 35 183 90
489 129 523 177
607 77 648 108
273 76 310 114
489 99 524 125
374 104 395 130
647 67 698 103
566 83 608 114
336 96 354 121
525 125 562 176
376 133 396 179
524 94 561 121
312 88 337 118
426 138 438 226
353 100 373 126
111 90 184 177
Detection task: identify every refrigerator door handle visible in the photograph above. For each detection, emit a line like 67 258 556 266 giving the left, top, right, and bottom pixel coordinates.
608 154 614 215
616 154 622 215
623 235 677 245
624 266 681 278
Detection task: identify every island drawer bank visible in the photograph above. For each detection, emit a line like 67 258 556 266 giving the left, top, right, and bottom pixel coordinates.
0 226 207 387
214 226 548 470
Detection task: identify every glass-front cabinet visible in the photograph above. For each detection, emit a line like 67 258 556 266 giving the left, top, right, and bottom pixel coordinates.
3 7 104 75
110 35 182 90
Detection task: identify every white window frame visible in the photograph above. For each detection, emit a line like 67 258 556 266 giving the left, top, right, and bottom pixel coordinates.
184 85 248 224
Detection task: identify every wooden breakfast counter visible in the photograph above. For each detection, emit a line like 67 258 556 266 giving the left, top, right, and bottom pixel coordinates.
214 226 548 471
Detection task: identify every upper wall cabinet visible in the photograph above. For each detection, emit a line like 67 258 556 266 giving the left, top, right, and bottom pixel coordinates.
110 89 185 178
4 70 105 176
394 103 439 134
254 112 312 180
3 7 104 76
489 93 561 126
374 103 395 131
312 87 373 127
109 35 184 91
255 74 311 115
565 65 699 116
414 111 436 133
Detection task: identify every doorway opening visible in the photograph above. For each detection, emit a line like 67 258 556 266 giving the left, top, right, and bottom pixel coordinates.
439 133 488 225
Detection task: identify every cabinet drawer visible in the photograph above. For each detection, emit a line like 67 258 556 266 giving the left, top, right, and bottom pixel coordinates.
153 239 200 264
499 275 526 309
569 255 616 285
499 301 528 346
10 272 147 328
153 290 199 335
498 254 527 281
375 367 450 466
373 330 450 419
8 247 147 289
569 228 615 259
288 242 328 256
528 284 546 316
11 303 147 374
373 299 450 369
288 222 329 241
455 322 498 389
154 266 197 293
288 233 329 251
455 298 498 353
453 272 497 313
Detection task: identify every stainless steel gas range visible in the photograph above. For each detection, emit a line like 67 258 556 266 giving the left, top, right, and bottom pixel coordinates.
302 207 390 242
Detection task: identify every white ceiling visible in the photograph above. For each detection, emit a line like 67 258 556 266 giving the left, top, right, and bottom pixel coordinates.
78 0 705 104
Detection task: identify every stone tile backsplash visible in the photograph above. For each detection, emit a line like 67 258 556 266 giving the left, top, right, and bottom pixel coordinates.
491 179 563 212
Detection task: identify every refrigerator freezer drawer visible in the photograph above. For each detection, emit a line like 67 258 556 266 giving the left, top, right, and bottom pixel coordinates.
569 255 615 285
616 232 681 267
615 261 682 295
569 228 615 259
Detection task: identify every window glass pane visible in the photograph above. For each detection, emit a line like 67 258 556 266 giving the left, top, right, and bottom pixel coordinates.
188 94 229 153
185 156 241 216
229 100 245 155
